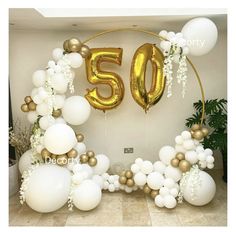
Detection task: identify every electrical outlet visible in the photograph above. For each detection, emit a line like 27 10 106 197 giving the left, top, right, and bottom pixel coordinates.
124 148 134 154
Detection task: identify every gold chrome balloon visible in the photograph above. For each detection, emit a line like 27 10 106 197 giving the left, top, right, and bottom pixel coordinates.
68 38 82 52
171 158 180 167
67 148 78 158
85 48 124 111
76 133 84 142
28 102 37 111
126 178 135 187
41 148 51 160
143 184 152 194
80 45 91 58
80 154 89 163
63 40 70 53
179 160 191 172
150 190 159 199
86 150 95 158
125 170 133 179
119 176 127 185
21 104 29 112
56 154 68 166
193 130 204 140
176 152 185 161
201 127 209 137
88 157 97 166
52 109 62 118
130 43 165 112
191 124 201 131
24 96 32 104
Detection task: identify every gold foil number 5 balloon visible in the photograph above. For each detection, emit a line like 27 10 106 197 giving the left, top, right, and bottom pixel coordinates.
130 43 165 112
85 48 124 111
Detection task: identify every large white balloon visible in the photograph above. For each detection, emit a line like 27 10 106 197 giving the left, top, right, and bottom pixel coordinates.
182 17 218 56
159 146 176 165
147 172 164 190
32 70 46 87
182 170 216 206
92 154 110 175
51 73 68 94
153 161 166 174
62 96 91 125
164 165 182 182
72 180 102 211
67 52 83 68
44 124 77 154
24 164 71 213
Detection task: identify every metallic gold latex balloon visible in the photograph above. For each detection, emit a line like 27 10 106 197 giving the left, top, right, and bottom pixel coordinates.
63 40 70 53
126 178 135 187
88 157 97 166
191 124 201 131
80 45 91 58
125 170 133 179
130 43 165 112
85 48 124 111
56 154 68 166
68 38 82 52
171 158 179 167
150 190 159 199
176 152 185 161
193 130 204 140
80 154 89 163
24 96 32 104
21 104 29 112
76 133 84 142
143 184 152 194
119 176 127 185
201 127 209 137
41 148 51 160
28 102 37 111
52 109 62 118
67 148 78 158
86 150 95 158
179 160 191 172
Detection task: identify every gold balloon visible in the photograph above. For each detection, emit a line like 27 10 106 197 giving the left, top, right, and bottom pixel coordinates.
201 127 209 137
126 178 135 187
88 157 97 166
80 154 89 163
68 38 82 52
130 43 165 112
121 170 126 176
171 158 180 167
176 152 185 161
143 184 152 194
67 149 78 158
63 40 70 53
28 102 37 111
193 130 204 140
125 170 133 179
52 109 62 118
119 176 127 184
24 96 32 104
85 48 124 111
41 148 51 160
150 190 159 199
179 160 191 172
76 133 84 142
21 104 29 112
80 45 91 58
191 124 201 131
86 150 95 158
56 154 68 166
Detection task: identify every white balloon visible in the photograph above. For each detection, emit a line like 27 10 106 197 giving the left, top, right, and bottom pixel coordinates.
48 60 56 68
31 88 39 98
207 163 214 169
182 17 218 56
36 102 51 116
135 158 143 167
159 146 176 165
182 170 216 206
181 131 192 140
159 30 168 38
206 155 214 163
32 70 46 87
54 95 65 109
55 117 66 124
92 175 104 189
38 87 48 101
164 165 182 182
141 160 153 174
114 180 120 188
103 181 109 190
197 152 207 161
125 186 133 193
163 178 175 189
108 175 115 183
153 161 166 174
32 94 43 105
52 48 64 61
44 124 77 154
67 52 83 68
185 151 198 164
39 115 55 130
160 41 171 51
108 184 115 192
72 180 102 211
24 164 71 213
92 154 110 175
155 195 164 207
199 161 207 169
27 111 38 124
147 172 164 190
72 173 85 185
133 172 147 186
183 139 195 150
79 164 93 178
170 188 179 198
74 142 86 154
164 195 177 209
102 173 109 180
175 135 183 145
131 163 140 173
196 145 204 153
159 186 169 196
175 144 186 153
204 148 213 156
51 73 68 94
62 96 91 125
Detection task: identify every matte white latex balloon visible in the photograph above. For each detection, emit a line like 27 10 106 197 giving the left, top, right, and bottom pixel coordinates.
182 170 216 206
27 111 38 124
54 95 65 109
67 52 83 68
183 139 195 150
175 135 183 145
44 124 77 154
141 161 153 174
39 115 55 130
32 70 46 87
182 17 218 56
24 164 71 213
163 178 175 189
72 173 85 185
72 180 102 211
135 158 143 166
155 195 164 207
164 165 182 182
133 172 147 186
185 151 198 164
206 155 214 163
159 186 170 196
170 188 179 198
52 48 64 61
92 175 104 189
131 163 140 174
74 142 86 154
175 144 186 154
62 96 91 125
55 117 66 124
204 148 213 156
163 195 177 209
159 146 176 165
51 73 68 94
147 172 164 190
181 131 192 140
36 102 51 116
92 154 110 175
153 161 166 174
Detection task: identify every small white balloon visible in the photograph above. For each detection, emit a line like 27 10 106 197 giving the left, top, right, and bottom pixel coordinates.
52 48 64 61
103 181 109 190
36 102 51 116
141 160 153 174
207 163 214 169
51 73 68 94
131 163 140 174
102 173 110 180
159 30 168 38
147 172 164 190
72 173 85 185
204 148 213 156
175 135 183 145
74 142 86 154
155 195 164 207
135 158 143 167
54 95 65 109
36 144 44 154
197 152 207 161
196 145 204 153
92 175 104 189
92 154 110 175
39 115 55 130
159 186 170 196
125 186 133 193
164 195 177 209
159 146 176 165
153 161 166 174
108 184 115 192
175 144 186 153
167 31 175 40
183 139 195 150
67 52 83 68
181 131 192 140
170 188 179 198
27 111 38 124
133 172 147 186
55 117 66 124
185 151 198 164
32 70 46 87
108 175 115 183
199 161 207 169
164 165 182 182
163 178 175 189
206 155 214 163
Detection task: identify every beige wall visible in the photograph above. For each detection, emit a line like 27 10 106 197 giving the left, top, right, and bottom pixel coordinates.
9 28 227 169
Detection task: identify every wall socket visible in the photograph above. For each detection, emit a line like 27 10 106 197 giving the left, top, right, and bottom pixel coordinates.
124 147 134 154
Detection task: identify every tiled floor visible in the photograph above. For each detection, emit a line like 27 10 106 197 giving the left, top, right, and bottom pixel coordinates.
9 169 227 226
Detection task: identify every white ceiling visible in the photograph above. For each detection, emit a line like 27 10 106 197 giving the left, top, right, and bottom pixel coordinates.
9 8 227 32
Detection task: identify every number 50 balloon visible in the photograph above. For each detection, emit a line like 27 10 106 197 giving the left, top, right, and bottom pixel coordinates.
130 43 165 112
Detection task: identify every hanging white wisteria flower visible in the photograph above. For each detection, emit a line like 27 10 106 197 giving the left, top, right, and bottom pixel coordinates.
159 30 189 98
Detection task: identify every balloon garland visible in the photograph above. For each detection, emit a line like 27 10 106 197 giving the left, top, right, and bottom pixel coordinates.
19 17 218 213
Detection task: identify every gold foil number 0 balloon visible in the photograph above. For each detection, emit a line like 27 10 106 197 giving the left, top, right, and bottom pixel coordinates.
85 48 124 111
130 43 165 112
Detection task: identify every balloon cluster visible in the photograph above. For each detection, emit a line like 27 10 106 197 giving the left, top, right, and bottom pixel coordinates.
102 173 120 192
21 96 37 112
171 152 191 172
63 37 91 59
190 123 209 140
119 170 135 187
79 151 98 167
